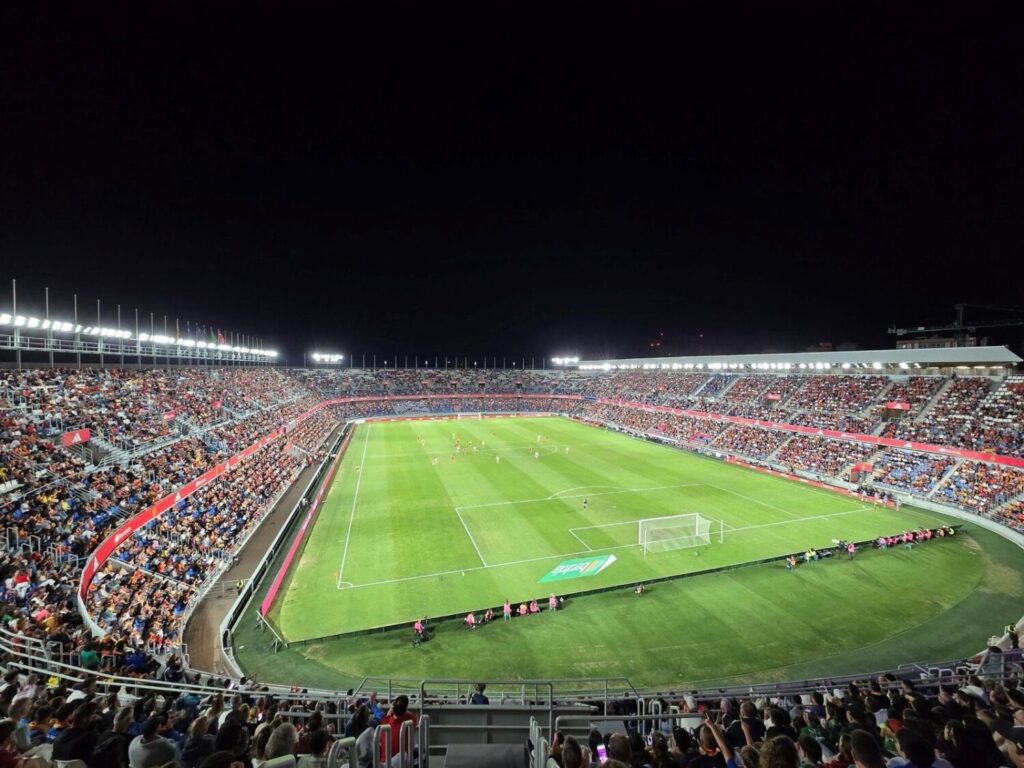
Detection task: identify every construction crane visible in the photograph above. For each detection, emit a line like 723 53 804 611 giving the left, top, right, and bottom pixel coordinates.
888 304 1024 345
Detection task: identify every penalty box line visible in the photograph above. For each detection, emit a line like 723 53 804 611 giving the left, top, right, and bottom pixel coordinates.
336 505 876 591
453 483 705 565
569 504 873 549
454 482 706 514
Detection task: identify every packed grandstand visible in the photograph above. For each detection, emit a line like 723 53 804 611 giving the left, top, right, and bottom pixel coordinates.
2 353 1024 768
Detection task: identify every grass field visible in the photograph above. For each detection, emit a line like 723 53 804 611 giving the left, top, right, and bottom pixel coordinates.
238 416 1024 689
274 417 952 638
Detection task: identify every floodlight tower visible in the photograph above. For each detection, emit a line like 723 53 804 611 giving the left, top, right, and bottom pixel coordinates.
307 352 345 368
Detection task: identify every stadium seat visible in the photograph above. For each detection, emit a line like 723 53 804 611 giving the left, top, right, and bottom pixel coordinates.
326 737 355 768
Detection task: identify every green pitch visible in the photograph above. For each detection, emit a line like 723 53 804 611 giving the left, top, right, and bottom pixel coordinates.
272 417 949 639
241 416 1024 689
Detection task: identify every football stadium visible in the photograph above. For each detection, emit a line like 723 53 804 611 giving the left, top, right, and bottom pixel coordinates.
6 5 1024 766
2 329 1024 765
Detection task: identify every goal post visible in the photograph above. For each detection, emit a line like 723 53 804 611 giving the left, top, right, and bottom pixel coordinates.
639 512 720 555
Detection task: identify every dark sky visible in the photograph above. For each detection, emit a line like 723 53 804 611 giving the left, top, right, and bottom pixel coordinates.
2 2 1023 365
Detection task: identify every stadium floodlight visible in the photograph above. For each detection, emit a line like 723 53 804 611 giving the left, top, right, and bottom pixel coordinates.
898 362 909 370
872 361 883 369
27 317 40 328
551 356 579 366
0 313 10 325
13 315 27 327
311 352 344 364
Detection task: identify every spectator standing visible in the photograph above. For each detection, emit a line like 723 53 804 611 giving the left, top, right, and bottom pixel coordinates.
379 696 417 766
470 684 489 705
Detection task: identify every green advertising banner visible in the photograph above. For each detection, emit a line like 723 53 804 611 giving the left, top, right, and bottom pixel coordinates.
538 554 617 584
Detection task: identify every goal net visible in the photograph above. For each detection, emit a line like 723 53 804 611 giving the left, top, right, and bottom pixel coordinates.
639 512 715 555
456 412 482 420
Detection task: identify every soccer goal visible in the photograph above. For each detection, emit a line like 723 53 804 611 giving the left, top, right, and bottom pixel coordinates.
456 412 482 420
639 512 720 555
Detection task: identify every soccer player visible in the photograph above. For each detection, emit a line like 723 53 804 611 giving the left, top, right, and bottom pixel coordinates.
534 451 539 460
495 455 501 464
583 498 588 510
432 457 438 465
565 446 570 454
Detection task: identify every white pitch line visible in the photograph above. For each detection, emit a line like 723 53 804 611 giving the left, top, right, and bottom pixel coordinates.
721 505 871 535
547 485 621 500
339 505 876 590
456 483 704 513
570 519 644 533
704 483 804 520
455 508 489 566
568 528 594 551
336 424 371 585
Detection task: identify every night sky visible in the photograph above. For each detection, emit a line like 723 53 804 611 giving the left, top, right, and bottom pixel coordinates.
2 2 1023 365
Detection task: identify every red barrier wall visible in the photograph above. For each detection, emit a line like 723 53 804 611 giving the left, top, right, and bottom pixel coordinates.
259 428 352 616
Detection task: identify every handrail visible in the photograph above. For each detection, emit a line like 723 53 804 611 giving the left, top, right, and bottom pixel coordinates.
399 719 414 768
217 428 347 674
35 384 1020 707
372 724 392 768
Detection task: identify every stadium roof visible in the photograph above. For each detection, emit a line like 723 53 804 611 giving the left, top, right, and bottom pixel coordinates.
578 345 1022 371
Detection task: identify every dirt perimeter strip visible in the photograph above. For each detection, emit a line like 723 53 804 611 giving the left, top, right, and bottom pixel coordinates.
260 428 353 615
182 425 345 674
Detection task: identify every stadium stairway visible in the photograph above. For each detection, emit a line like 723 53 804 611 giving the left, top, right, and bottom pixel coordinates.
80 431 130 466
925 457 967 499
911 376 957 423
